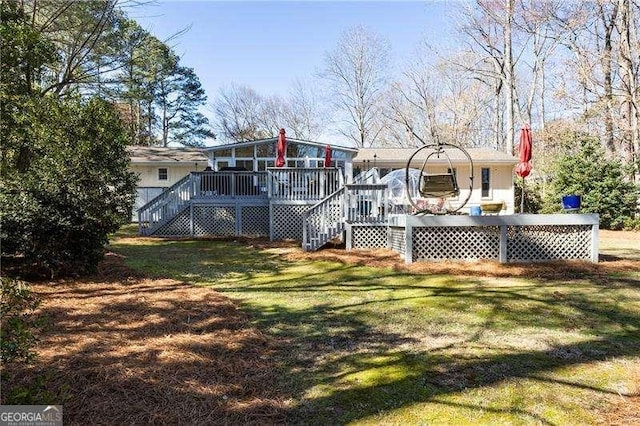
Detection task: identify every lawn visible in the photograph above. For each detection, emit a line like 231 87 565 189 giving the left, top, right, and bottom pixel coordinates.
6 227 638 424
106 227 640 424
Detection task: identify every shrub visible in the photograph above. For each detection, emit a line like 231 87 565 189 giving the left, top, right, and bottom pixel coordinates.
0 278 40 364
541 134 638 229
514 178 543 213
0 97 138 277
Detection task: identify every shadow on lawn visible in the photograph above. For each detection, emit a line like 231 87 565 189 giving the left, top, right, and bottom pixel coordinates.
110 238 640 424
239 285 640 424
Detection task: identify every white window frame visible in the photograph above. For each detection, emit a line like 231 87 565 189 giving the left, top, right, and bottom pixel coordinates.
480 167 492 199
158 167 168 181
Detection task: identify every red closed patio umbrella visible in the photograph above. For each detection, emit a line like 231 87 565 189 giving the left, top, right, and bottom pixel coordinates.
324 144 332 167
515 124 533 213
276 128 287 168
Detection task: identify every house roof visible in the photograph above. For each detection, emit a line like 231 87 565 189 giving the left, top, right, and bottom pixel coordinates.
354 147 518 165
127 146 208 165
203 137 359 154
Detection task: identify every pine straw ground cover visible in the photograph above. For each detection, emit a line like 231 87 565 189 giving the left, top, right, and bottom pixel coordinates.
2 253 289 424
3 228 639 424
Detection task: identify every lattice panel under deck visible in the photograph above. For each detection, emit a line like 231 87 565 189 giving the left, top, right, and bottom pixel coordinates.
352 226 388 249
389 228 406 256
412 226 500 261
193 206 236 236
271 204 313 240
507 225 592 261
154 208 190 236
241 206 270 237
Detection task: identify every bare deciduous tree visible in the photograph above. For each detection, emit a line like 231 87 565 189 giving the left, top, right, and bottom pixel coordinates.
285 79 327 141
322 25 391 147
212 83 267 142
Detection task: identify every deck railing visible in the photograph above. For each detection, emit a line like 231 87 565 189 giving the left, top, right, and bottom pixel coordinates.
302 187 346 251
192 171 269 199
344 184 388 224
138 174 194 235
268 167 344 201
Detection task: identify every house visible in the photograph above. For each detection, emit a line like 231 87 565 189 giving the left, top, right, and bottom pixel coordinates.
354 147 519 214
127 146 208 221
128 138 600 264
130 138 518 243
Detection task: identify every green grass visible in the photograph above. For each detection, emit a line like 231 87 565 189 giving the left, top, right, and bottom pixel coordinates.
110 229 640 424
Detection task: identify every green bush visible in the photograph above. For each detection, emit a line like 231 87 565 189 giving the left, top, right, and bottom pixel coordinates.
0 278 40 364
514 178 543 213
0 97 138 277
1 2 137 278
541 134 638 229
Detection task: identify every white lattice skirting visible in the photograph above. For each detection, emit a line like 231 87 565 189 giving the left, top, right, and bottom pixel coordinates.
347 225 388 250
270 203 314 240
388 214 599 264
153 203 270 237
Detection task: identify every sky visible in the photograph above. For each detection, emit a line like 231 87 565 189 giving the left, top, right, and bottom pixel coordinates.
130 1 462 144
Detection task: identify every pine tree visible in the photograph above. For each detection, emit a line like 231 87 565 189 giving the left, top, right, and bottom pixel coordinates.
542 133 638 229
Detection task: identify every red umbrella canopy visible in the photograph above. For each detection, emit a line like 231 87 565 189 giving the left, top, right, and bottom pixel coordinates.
276 128 286 167
515 125 532 178
324 144 332 167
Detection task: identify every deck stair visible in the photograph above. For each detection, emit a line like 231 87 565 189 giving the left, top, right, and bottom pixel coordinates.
138 174 194 236
302 169 387 252
302 187 347 251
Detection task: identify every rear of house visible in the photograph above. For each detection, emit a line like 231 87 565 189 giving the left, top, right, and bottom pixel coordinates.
128 146 208 221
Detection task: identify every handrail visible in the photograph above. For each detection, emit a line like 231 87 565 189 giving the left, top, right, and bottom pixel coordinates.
191 171 269 199
344 184 388 224
138 173 195 235
268 167 344 201
301 187 346 251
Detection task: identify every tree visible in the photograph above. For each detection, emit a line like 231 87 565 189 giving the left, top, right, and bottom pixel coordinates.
286 78 327 140
322 25 391 147
155 63 213 147
212 83 267 142
541 133 638 229
0 3 137 277
457 0 519 153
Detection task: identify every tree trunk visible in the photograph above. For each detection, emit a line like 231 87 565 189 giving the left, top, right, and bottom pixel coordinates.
600 2 618 154
504 0 516 155
493 79 503 151
618 0 639 183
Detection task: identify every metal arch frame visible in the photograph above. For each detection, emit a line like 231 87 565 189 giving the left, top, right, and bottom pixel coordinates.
405 142 474 215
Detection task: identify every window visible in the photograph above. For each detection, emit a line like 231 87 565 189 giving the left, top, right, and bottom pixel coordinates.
158 168 168 181
235 146 254 157
481 168 491 198
235 159 254 171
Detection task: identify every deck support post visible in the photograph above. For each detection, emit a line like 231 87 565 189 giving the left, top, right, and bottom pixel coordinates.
499 225 508 263
591 224 599 262
189 203 194 237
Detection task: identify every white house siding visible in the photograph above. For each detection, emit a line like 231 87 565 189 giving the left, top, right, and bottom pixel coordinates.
407 164 515 215
131 164 204 188
130 163 205 221
468 165 515 214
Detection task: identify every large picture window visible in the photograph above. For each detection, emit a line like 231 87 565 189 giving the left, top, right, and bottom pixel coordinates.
481 167 491 198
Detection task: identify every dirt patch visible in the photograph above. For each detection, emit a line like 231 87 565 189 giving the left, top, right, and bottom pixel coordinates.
3 253 288 425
